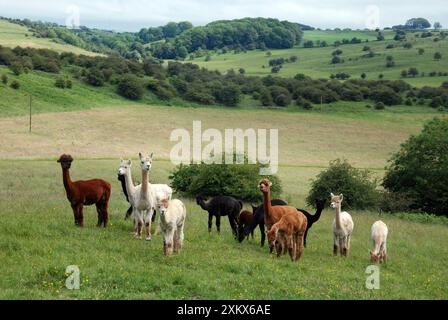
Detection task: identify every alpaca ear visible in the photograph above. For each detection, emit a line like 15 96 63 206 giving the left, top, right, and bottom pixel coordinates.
139 152 142 159
127 159 132 165
330 192 335 197
340 194 344 201
150 152 154 158
269 181 272 187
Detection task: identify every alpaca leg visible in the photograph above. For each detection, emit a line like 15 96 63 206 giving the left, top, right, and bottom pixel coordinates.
135 211 143 239
153 209 160 235
144 210 152 241
296 233 304 262
333 235 338 256
287 236 295 261
71 204 80 226
208 213 213 233
102 201 110 227
96 203 103 227
260 223 265 247
339 238 345 256
125 205 133 220
228 215 237 238
216 214 221 234
78 205 84 227
164 228 175 256
303 228 309 248
175 223 185 254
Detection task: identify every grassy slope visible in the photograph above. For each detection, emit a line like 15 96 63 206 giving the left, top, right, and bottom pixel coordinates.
0 20 98 56
0 159 446 299
302 30 395 43
192 31 448 86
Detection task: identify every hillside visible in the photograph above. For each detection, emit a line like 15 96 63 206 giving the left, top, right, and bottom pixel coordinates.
192 30 448 87
0 19 99 56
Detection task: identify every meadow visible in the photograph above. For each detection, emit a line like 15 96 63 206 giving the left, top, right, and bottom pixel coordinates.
192 30 448 86
0 103 447 299
0 19 98 56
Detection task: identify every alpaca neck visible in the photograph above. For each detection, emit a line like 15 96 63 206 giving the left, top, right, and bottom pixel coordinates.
312 203 324 223
119 176 128 199
62 168 74 197
199 199 210 211
262 189 272 222
124 168 136 198
140 169 149 199
335 203 342 229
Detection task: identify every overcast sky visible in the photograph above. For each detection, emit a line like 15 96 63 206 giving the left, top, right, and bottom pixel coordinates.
0 0 447 31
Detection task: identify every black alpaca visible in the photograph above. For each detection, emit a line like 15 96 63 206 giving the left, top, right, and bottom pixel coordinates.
296 199 326 247
118 174 156 223
196 195 242 237
238 199 288 246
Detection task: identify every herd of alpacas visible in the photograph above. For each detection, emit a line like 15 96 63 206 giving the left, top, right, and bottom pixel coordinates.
57 153 389 262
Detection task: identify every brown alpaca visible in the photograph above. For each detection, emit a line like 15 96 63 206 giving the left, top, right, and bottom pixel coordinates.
267 212 308 262
57 154 111 227
258 178 303 253
238 210 254 240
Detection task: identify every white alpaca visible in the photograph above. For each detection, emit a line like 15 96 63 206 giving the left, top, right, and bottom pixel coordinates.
118 154 156 240
156 199 186 256
370 220 388 263
330 193 354 257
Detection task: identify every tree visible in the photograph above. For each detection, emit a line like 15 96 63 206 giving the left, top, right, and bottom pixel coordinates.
383 118 448 215
405 18 431 29
408 67 419 77
85 68 105 87
401 70 408 78
331 56 342 64
10 80 20 89
307 159 379 209
361 72 366 79
9 61 24 76
434 52 442 60
1 74 8 84
434 22 442 30
418 48 425 55
260 87 273 106
303 40 314 48
117 75 144 100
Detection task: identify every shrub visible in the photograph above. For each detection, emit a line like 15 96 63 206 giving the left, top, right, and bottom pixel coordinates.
169 158 282 202
10 80 20 89
54 77 66 89
371 87 403 105
66 79 72 89
9 61 24 76
117 75 144 100
86 68 105 87
260 87 273 106
148 79 176 100
212 82 242 107
434 52 442 60
306 159 379 209
374 101 385 110
271 66 281 73
1 74 7 84
269 86 291 107
383 118 448 216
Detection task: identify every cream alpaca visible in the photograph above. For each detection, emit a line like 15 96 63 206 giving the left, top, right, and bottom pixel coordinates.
330 193 354 257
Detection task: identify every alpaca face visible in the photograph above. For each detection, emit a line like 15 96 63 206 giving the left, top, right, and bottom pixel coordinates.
118 159 131 176
370 251 380 263
157 199 169 215
57 154 73 169
139 152 153 172
330 193 343 208
258 179 272 193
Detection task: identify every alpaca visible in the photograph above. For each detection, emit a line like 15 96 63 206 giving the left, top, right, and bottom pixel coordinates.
370 220 388 263
57 154 111 227
156 199 186 256
258 179 303 253
196 195 241 237
117 173 133 220
296 199 326 247
267 211 308 262
237 210 254 241
237 199 288 246
330 193 354 257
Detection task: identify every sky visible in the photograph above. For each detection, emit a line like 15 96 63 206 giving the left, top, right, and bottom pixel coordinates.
0 0 447 32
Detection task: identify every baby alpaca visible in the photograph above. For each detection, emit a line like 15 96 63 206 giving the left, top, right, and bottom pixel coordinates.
157 199 187 256
267 211 308 262
370 220 388 263
238 210 254 240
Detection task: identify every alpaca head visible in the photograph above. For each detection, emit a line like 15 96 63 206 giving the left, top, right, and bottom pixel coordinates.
157 198 169 215
258 179 272 193
330 193 343 209
138 152 153 172
195 195 207 205
370 251 381 263
57 154 73 169
267 227 278 246
118 159 132 176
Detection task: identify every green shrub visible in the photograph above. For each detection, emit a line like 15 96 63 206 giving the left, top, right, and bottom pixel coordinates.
260 87 273 106
85 68 105 87
9 61 24 76
54 77 66 89
374 101 385 110
66 79 72 89
1 74 7 84
307 159 379 209
10 80 20 89
117 75 144 100
170 158 282 202
383 118 448 216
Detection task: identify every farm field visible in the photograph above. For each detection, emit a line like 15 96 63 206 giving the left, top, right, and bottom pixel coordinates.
0 19 98 56
191 31 448 86
0 103 447 299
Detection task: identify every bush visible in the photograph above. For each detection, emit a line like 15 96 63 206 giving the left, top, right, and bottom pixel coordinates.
370 87 402 105
54 77 66 89
66 79 72 89
10 80 20 89
212 82 242 107
1 74 7 84
169 158 282 202
374 101 385 110
86 68 105 87
9 61 24 76
260 88 273 106
383 118 448 215
306 159 379 209
117 75 144 100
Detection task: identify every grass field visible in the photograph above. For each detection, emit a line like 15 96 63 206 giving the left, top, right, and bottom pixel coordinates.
192 31 448 86
302 30 395 43
0 19 98 56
